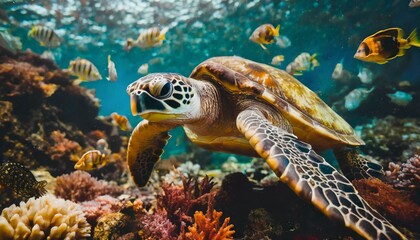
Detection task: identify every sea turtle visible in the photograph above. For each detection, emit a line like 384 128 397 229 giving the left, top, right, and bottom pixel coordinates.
126 56 406 239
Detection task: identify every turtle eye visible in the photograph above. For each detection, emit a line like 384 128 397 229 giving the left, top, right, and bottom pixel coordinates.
150 80 173 99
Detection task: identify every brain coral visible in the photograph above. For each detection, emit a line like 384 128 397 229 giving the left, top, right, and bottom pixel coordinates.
0 194 91 240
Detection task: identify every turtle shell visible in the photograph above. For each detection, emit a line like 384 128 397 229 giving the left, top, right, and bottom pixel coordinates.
190 56 364 150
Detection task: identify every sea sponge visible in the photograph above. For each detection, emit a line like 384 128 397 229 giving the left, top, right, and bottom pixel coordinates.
55 170 123 202
0 194 91 240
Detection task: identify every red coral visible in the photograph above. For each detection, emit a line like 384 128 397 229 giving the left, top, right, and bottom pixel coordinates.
185 197 235 240
81 195 123 225
159 175 216 227
352 178 420 229
55 170 123 202
48 130 81 160
138 211 177 240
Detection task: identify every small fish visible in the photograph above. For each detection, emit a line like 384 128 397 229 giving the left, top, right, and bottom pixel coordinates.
111 112 132 131
106 55 118 81
74 150 107 170
40 50 55 61
125 27 168 51
354 28 420 64
271 55 284 65
96 139 111 155
138 63 149 75
68 58 102 84
275 35 291 49
357 67 374 84
387 91 413 106
286 52 319 76
0 162 47 198
344 87 375 111
409 0 420 7
332 59 343 80
249 24 280 50
28 25 61 48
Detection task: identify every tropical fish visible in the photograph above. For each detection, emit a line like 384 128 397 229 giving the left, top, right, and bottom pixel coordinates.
74 150 108 170
125 27 168 51
138 63 149 75
68 58 102 84
40 50 55 61
332 60 351 84
357 67 373 84
275 35 291 49
271 55 284 65
28 25 61 48
354 28 420 64
111 112 132 131
344 87 375 111
0 162 47 198
286 52 319 76
409 0 420 7
106 55 118 81
387 91 413 106
249 24 280 50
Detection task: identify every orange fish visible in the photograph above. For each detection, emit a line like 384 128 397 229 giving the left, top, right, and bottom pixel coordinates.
354 28 420 64
111 112 132 131
249 24 280 50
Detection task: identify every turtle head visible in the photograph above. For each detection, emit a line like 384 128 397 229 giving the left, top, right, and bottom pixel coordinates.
127 73 200 123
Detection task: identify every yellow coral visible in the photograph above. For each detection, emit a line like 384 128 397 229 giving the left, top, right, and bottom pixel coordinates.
186 209 235 240
0 194 91 240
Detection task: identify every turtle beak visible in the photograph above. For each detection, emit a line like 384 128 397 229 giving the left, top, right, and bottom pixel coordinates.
130 91 165 116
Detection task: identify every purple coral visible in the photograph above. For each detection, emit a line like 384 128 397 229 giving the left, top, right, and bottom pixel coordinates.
81 195 123 225
386 155 420 189
55 170 123 202
138 211 177 240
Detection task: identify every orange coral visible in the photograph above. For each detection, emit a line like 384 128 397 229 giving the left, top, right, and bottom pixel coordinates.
352 178 420 229
185 199 235 240
49 130 82 160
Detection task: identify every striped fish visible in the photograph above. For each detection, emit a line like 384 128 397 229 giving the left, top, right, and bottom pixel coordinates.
68 58 102 84
111 112 132 131
28 25 61 48
125 27 168 50
74 150 108 170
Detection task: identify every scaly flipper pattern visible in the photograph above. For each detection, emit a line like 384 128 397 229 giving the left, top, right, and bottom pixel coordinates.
127 120 174 186
236 109 406 240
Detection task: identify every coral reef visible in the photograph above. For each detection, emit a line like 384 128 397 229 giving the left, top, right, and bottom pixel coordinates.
138 211 177 240
0 194 91 239
358 116 420 163
242 208 283 240
54 170 123 202
352 178 420 229
385 155 420 190
185 197 235 240
0 50 123 175
81 195 123 225
93 212 132 240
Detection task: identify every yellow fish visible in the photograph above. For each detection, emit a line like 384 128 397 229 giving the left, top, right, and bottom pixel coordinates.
354 28 420 64
111 112 133 131
286 52 319 76
74 150 108 170
125 27 168 51
68 58 102 84
28 25 61 48
249 24 280 50
271 55 284 65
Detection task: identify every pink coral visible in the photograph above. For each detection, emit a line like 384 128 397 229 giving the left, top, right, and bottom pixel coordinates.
385 155 420 189
55 170 123 202
81 195 123 225
139 211 177 240
49 130 81 160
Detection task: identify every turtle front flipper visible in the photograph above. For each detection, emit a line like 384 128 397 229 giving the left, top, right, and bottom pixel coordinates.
236 109 406 240
127 120 174 186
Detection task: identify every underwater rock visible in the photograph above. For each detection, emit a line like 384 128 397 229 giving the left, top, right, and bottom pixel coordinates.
94 212 132 240
55 170 123 202
0 194 91 240
243 208 283 240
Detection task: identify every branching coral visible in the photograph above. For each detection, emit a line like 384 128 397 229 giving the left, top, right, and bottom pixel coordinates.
352 178 420 229
48 130 82 161
159 175 216 227
138 211 177 240
385 155 420 189
185 197 235 240
0 194 91 240
55 170 123 202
